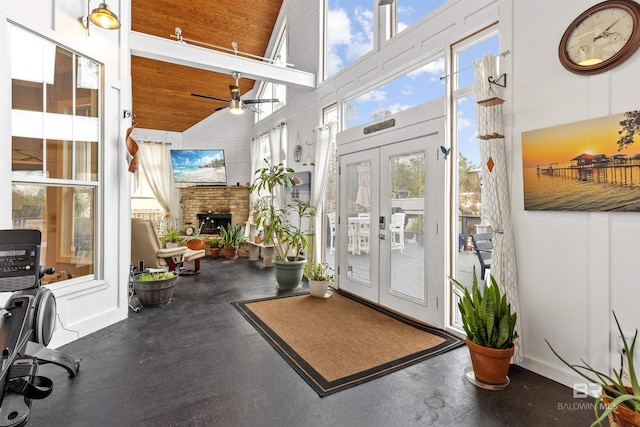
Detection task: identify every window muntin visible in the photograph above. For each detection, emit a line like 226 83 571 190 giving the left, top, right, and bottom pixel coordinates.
325 0 374 78
344 56 445 129
10 25 101 283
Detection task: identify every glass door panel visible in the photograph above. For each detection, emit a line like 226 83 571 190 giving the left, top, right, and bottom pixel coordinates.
388 151 425 302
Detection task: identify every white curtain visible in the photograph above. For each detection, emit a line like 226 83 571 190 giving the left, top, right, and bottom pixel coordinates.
249 137 262 208
473 53 522 363
138 142 179 230
310 123 337 264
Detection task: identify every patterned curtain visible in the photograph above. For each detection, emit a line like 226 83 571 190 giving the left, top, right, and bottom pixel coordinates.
473 53 522 363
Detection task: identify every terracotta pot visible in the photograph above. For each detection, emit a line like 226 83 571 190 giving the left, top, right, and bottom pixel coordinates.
466 338 514 385
602 387 640 427
210 247 221 257
187 239 205 250
224 246 239 260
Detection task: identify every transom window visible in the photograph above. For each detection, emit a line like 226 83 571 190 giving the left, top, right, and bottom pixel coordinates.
344 55 445 129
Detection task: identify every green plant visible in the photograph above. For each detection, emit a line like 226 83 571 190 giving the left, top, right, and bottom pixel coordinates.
449 268 518 349
136 271 176 281
305 262 334 282
206 236 224 248
249 161 316 262
219 223 246 247
546 311 640 427
188 220 205 241
160 229 185 245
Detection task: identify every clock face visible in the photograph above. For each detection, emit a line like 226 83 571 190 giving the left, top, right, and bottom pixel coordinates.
566 7 634 65
559 0 640 74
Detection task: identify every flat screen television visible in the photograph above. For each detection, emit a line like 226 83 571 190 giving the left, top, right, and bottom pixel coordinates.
170 149 227 185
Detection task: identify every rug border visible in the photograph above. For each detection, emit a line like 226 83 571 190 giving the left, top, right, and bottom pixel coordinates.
232 291 464 397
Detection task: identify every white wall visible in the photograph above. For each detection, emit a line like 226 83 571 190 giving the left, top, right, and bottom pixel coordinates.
182 107 253 186
1 1 131 347
510 0 640 387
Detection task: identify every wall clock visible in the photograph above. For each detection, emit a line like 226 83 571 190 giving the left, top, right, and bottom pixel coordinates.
293 144 302 162
558 0 640 75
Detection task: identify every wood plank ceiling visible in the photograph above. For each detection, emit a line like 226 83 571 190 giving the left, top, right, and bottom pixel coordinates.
131 0 283 132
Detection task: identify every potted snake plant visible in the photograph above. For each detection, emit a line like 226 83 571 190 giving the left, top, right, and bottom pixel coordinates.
220 223 246 260
547 311 640 427
450 268 518 387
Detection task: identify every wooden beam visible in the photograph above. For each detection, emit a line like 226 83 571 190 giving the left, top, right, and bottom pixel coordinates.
130 31 316 89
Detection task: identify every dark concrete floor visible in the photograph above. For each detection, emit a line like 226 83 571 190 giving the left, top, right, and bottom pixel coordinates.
26 256 600 427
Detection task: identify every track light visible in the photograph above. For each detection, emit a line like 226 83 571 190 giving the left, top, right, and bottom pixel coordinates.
81 1 121 36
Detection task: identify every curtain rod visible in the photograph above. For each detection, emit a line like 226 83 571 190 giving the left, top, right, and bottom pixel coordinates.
440 50 510 81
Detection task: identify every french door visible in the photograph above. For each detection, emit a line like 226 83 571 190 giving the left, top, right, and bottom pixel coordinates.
337 125 445 327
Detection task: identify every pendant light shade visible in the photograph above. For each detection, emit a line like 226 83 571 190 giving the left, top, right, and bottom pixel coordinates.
89 2 120 30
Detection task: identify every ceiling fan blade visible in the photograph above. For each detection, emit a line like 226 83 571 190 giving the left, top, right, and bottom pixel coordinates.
243 98 279 104
215 105 230 111
191 93 230 102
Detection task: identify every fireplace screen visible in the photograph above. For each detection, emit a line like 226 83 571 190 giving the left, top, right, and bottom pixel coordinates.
197 213 231 234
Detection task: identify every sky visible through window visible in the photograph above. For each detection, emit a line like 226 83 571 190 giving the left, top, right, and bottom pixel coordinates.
456 36 500 167
345 57 445 129
326 1 449 77
397 0 448 33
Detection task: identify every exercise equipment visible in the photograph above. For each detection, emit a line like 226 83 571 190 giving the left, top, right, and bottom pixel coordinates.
0 229 80 426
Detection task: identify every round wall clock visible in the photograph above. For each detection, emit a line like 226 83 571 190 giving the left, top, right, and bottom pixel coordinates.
293 144 303 162
559 0 640 75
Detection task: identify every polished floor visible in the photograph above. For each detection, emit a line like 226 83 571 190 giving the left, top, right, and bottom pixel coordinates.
27 256 599 427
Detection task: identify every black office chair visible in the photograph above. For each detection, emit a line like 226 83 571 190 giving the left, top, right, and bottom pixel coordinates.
0 229 80 426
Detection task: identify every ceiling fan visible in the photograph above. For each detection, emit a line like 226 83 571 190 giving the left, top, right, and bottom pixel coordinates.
191 72 279 115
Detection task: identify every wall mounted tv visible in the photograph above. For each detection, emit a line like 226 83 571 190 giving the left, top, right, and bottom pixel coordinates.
170 149 227 186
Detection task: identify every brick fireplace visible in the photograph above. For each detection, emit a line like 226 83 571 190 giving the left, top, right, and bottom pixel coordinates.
180 186 250 255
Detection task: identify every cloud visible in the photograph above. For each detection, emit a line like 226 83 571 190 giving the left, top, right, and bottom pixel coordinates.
387 102 415 114
327 8 352 47
326 5 373 73
356 89 387 103
407 58 445 79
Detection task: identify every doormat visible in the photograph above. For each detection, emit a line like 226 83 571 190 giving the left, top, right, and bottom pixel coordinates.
232 291 464 396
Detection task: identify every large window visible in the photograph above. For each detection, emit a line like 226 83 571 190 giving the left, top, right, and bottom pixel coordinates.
10 26 100 284
325 0 374 78
344 55 445 129
450 27 499 327
325 0 449 79
256 24 287 122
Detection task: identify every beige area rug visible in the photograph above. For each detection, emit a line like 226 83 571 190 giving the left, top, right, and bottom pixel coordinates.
232 291 464 396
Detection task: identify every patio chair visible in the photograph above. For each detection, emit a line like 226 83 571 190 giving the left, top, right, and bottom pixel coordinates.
131 218 205 274
390 212 405 252
471 232 493 280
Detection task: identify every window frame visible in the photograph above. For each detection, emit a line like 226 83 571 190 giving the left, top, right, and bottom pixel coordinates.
10 25 102 285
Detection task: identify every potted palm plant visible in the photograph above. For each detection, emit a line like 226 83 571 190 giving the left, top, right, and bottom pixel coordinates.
305 262 334 298
220 223 246 260
450 269 518 388
547 311 640 427
250 161 316 290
